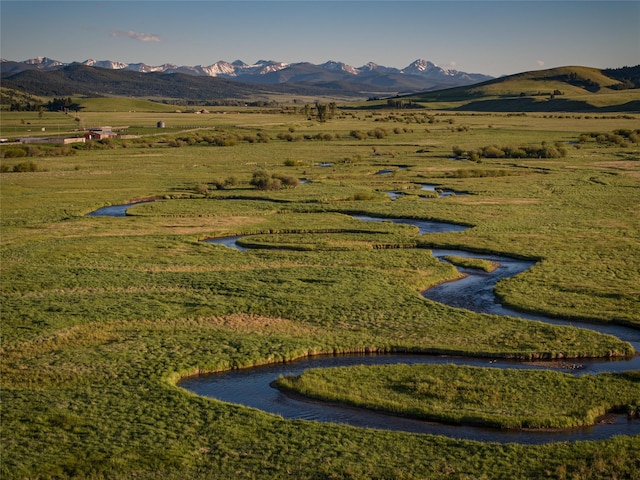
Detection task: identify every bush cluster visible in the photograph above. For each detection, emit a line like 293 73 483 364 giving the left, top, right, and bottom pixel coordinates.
211 177 239 190
167 130 272 147
250 170 299 190
350 128 388 140
452 142 568 161
0 160 42 172
277 132 337 142
579 129 640 146
1 144 76 158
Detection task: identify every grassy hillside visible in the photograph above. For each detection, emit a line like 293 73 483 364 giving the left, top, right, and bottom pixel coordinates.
392 66 640 112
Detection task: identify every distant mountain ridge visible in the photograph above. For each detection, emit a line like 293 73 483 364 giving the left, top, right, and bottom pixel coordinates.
1 56 493 93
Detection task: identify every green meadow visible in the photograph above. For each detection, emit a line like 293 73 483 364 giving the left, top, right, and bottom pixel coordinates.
1 102 640 479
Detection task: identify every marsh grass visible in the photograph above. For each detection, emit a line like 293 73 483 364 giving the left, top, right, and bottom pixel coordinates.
443 255 498 272
276 364 640 429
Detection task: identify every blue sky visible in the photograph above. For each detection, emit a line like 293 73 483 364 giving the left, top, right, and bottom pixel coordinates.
1 1 638 77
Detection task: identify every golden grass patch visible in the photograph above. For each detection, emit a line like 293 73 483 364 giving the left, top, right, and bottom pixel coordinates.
201 313 319 336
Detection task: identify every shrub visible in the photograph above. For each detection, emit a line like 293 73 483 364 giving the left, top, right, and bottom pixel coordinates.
368 128 387 139
12 161 40 172
2 147 27 158
274 174 299 188
481 145 505 158
503 146 527 158
194 184 209 195
167 139 184 148
224 176 239 187
452 146 465 158
250 170 272 190
278 133 294 142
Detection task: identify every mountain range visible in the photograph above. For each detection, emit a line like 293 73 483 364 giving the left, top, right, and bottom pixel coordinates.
1 56 493 95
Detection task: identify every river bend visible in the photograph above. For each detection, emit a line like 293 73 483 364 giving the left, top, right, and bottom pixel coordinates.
88 202 640 443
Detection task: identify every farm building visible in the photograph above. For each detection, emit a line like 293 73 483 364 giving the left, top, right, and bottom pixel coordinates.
85 127 117 140
19 137 86 145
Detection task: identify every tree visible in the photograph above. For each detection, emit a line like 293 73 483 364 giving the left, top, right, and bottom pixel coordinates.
315 102 329 122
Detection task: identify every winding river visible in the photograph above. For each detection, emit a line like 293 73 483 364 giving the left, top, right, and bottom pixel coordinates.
89 201 640 443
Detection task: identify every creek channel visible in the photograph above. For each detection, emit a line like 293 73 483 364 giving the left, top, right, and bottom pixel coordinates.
88 201 640 443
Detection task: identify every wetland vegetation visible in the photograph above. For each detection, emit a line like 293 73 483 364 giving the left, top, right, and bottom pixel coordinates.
275 364 640 430
1 97 639 478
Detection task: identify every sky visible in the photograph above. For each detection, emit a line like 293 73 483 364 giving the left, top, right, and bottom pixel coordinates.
1 0 638 77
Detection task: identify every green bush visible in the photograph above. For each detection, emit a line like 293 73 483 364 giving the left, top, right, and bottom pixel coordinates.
250 170 299 190
1 147 27 158
453 142 568 160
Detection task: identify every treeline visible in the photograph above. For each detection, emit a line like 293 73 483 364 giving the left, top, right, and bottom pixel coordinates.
5 95 83 112
45 97 82 112
603 66 640 89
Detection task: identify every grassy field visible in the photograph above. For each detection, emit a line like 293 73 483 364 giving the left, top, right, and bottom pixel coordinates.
276 364 640 429
1 102 639 478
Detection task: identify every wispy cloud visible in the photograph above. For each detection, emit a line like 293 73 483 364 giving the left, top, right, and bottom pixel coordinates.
111 30 162 43
537 60 545 67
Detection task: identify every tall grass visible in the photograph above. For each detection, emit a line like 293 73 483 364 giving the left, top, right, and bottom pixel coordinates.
276 364 640 429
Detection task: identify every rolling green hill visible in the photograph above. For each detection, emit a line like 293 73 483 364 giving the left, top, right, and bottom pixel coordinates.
394 66 640 112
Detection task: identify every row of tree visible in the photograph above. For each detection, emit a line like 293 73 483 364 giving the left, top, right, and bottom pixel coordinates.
7 96 82 112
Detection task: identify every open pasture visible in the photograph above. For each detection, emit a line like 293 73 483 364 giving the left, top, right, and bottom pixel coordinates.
1 104 639 478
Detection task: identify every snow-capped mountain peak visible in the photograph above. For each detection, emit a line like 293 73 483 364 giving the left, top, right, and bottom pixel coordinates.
23 57 65 68
5 56 493 92
199 61 236 77
360 62 380 71
402 59 439 74
320 61 359 75
81 59 129 70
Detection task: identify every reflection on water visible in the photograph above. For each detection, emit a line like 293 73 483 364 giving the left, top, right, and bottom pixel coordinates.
86 201 153 217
